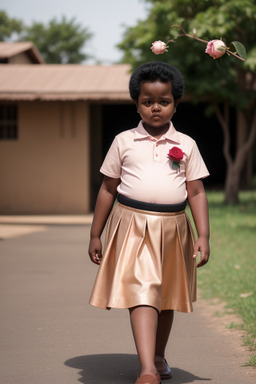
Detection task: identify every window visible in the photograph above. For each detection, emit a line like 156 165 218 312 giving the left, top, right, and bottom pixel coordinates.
0 105 18 140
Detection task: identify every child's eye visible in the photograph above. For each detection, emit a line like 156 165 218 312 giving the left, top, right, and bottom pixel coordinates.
143 101 152 106
161 100 169 105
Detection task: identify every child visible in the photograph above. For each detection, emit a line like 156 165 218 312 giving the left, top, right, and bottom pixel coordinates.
88 61 210 384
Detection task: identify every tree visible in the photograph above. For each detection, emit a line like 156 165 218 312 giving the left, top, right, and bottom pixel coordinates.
0 10 23 41
0 11 93 64
118 0 256 204
21 16 92 64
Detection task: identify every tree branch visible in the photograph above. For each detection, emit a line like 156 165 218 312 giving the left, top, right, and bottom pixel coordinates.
171 24 208 44
235 106 256 167
214 102 233 166
170 23 245 61
226 50 245 62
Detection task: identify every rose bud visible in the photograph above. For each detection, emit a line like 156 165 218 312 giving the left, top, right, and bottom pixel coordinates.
205 39 227 59
151 40 167 55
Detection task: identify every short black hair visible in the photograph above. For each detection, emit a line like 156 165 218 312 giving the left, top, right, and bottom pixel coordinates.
129 61 184 102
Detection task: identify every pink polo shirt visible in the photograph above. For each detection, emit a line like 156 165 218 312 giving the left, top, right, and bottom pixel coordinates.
100 121 209 204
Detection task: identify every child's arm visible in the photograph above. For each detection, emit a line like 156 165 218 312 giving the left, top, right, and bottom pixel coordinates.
89 176 120 265
186 179 210 268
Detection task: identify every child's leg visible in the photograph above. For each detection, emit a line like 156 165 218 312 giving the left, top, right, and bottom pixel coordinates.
129 305 159 377
155 310 174 358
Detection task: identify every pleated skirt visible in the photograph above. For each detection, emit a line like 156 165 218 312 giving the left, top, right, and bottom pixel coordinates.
89 202 196 313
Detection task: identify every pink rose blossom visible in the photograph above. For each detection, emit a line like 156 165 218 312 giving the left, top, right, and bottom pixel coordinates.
205 39 227 59
151 40 167 55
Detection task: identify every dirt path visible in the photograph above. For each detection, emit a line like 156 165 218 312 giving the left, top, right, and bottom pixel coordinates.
0 221 255 383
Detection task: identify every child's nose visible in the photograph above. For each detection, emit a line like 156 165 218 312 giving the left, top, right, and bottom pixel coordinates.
152 103 160 111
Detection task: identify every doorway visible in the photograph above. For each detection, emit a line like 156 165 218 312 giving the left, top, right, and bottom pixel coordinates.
89 103 140 210
89 101 226 210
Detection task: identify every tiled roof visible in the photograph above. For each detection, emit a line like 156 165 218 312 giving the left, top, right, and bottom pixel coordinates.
0 64 132 101
0 42 45 64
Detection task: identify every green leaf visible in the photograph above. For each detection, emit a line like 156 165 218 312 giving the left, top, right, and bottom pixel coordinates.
231 41 247 59
172 162 180 170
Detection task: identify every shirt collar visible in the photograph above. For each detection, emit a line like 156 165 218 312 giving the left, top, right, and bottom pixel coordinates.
134 120 180 144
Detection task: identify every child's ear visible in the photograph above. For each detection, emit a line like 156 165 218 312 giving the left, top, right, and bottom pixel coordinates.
135 101 140 113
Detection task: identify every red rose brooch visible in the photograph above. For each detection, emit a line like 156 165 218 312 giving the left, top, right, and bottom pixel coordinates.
168 146 184 171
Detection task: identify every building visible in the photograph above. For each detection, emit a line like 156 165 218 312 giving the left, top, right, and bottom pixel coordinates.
0 42 44 64
0 43 139 213
1 43 233 214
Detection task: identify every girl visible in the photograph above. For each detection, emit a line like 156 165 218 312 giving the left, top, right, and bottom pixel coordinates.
88 62 210 384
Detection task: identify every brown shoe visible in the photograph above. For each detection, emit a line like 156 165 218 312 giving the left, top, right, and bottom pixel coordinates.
155 359 172 380
135 372 161 384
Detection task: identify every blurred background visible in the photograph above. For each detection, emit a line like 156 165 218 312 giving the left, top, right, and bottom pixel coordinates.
0 0 256 213
0 0 255 369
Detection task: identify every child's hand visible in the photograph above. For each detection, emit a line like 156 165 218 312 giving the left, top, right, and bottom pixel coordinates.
89 237 102 265
192 236 210 268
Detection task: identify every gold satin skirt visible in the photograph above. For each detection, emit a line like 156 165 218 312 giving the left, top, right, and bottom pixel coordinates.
89 202 196 313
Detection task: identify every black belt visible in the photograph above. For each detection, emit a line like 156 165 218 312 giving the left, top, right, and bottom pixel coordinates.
117 194 186 213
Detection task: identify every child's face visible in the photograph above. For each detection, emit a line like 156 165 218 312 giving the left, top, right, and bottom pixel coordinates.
136 80 176 137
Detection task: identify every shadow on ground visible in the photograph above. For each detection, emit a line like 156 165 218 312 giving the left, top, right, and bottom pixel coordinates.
65 354 211 384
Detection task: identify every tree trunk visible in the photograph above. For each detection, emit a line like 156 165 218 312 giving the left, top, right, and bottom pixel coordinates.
236 108 253 188
214 102 256 205
224 164 240 204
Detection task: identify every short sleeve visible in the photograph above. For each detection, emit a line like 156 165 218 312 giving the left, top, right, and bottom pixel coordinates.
100 136 122 178
186 142 209 181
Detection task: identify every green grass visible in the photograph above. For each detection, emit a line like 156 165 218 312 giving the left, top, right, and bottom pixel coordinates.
189 190 256 367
